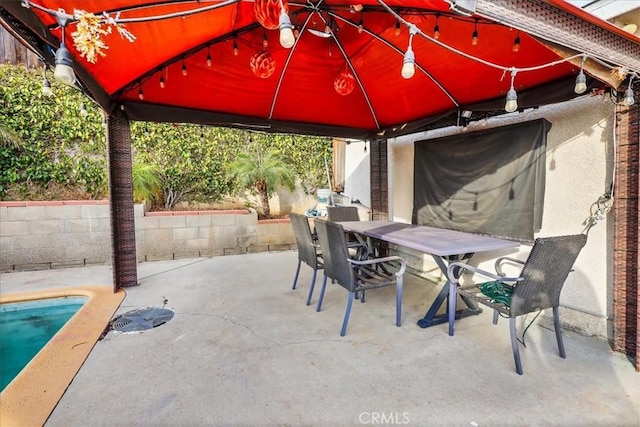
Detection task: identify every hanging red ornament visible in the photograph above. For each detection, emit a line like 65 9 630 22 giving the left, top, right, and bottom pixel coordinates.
250 50 276 78
334 70 355 96
255 0 289 31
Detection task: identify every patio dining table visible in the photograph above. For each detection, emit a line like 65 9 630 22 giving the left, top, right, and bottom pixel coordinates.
337 220 520 335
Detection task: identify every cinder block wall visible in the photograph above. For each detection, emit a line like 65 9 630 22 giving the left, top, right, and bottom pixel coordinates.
0 202 295 271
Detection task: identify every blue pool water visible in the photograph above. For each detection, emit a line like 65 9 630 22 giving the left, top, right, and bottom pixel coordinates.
0 296 87 391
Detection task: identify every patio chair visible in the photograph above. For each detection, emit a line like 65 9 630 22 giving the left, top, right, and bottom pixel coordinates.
314 220 407 336
327 206 360 222
326 205 370 260
447 233 587 375
289 213 323 306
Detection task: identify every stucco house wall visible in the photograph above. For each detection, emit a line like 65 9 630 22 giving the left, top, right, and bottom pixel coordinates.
346 96 615 339
344 142 372 209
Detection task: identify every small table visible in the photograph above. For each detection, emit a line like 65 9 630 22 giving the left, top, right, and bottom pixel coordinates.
337 221 520 335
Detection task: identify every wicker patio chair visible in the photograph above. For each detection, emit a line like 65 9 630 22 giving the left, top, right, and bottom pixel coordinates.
314 220 407 336
326 205 370 260
289 213 323 306
447 234 588 375
327 206 360 222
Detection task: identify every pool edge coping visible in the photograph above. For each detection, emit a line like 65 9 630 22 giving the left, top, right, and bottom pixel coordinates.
0 286 125 427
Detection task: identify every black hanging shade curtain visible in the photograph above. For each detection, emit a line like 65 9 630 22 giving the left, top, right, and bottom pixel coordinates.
412 119 551 242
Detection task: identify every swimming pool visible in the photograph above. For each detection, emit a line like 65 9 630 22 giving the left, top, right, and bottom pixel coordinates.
0 296 88 391
0 286 125 426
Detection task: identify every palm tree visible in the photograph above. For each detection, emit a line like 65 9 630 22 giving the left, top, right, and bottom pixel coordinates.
132 162 161 204
227 146 296 217
0 122 22 148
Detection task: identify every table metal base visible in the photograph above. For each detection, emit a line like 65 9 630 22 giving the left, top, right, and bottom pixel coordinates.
417 286 483 328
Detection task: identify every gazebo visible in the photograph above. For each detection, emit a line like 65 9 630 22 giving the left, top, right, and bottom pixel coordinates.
1 0 638 367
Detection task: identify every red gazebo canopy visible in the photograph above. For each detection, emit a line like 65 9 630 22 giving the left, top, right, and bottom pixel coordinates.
1 0 636 138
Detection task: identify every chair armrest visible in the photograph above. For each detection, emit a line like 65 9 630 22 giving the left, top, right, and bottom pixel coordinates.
349 256 407 277
447 262 522 285
494 256 525 276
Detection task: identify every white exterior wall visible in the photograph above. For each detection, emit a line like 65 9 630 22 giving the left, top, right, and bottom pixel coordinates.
347 96 615 338
344 141 371 208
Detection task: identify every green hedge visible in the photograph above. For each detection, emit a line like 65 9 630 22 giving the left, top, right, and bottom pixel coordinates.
0 64 332 205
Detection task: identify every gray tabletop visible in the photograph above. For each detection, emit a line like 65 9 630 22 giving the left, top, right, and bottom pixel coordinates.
337 220 519 257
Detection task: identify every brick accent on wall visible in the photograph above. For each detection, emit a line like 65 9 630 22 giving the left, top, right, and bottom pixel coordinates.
613 82 639 371
370 139 388 221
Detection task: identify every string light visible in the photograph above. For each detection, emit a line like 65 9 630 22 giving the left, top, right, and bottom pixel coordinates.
574 55 587 94
30 0 634 110
181 58 187 76
401 24 418 79
505 69 518 112
206 46 212 66
278 1 295 48
395 21 401 37
263 30 269 49
53 25 77 86
471 18 478 46
622 74 635 107
41 70 53 96
233 39 239 56
460 109 472 129
358 16 364 34
80 102 88 117
512 30 520 53
159 75 165 88
138 87 144 100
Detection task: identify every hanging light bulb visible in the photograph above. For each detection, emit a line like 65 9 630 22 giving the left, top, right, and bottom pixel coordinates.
574 71 587 94
433 13 440 40
402 47 415 79
401 25 418 79
181 59 187 76
263 31 269 49
159 75 165 89
574 55 587 94
622 75 635 106
395 21 401 37
52 14 76 86
278 5 295 48
138 87 144 100
206 46 212 67
471 19 479 46
512 31 520 52
54 40 76 85
505 69 518 112
41 74 53 97
622 87 635 107
233 39 239 56
80 103 88 118
358 17 364 34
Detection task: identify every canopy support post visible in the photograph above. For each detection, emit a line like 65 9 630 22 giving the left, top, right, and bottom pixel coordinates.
612 81 640 371
106 110 139 291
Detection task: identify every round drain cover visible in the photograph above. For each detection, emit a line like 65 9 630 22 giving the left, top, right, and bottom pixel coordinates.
112 307 174 332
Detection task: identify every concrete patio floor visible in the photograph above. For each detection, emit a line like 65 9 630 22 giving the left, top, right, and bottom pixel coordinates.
1 250 639 426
